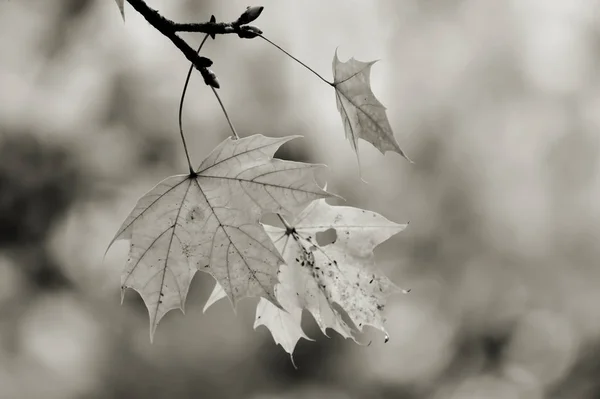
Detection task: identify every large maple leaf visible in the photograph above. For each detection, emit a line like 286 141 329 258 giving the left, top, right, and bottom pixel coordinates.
332 50 411 167
205 199 408 357
108 134 330 339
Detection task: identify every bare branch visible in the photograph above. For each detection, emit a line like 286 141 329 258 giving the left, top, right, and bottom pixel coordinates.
125 0 263 86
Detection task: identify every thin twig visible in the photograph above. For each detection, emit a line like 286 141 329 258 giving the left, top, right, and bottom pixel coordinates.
178 34 210 174
258 34 333 86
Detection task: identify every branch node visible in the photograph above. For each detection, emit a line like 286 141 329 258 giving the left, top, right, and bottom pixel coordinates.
237 25 263 39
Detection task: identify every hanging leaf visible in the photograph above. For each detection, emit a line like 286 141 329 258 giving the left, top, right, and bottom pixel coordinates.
332 50 411 168
108 134 330 340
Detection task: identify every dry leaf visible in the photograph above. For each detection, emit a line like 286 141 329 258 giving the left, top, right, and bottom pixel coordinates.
333 50 411 168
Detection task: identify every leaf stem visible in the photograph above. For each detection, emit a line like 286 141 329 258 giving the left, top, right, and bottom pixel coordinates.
179 34 210 174
277 213 293 230
209 88 294 234
211 88 240 140
258 34 333 86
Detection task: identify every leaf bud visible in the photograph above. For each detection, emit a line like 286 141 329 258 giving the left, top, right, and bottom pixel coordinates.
235 6 264 26
202 68 220 89
209 15 216 40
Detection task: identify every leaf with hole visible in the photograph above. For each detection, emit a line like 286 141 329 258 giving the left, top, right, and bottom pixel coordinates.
202 199 408 357
262 199 408 354
107 134 330 340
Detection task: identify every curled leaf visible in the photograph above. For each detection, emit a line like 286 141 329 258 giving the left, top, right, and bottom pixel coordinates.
332 50 411 169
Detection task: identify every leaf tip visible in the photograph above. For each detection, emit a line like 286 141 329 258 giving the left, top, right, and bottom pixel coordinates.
149 325 156 344
120 286 127 305
290 354 298 370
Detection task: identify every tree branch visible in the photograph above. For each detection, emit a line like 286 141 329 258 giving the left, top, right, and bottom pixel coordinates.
126 0 212 69
125 0 264 86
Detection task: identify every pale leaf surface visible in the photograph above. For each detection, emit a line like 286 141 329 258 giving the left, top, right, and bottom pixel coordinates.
108 134 330 339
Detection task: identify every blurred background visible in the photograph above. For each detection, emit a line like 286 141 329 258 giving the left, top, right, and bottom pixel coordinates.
1 0 600 398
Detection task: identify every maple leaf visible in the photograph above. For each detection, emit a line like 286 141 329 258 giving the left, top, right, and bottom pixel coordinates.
261 199 408 350
204 199 408 356
332 50 411 168
114 0 125 20
108 134 330 339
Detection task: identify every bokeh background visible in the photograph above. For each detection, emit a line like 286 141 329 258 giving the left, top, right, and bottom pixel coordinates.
1 0 600 398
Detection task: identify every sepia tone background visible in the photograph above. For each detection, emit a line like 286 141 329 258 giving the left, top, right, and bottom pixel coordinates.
1 0 600 398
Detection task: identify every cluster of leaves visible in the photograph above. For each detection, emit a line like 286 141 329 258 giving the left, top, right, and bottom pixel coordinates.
107 1 410 361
